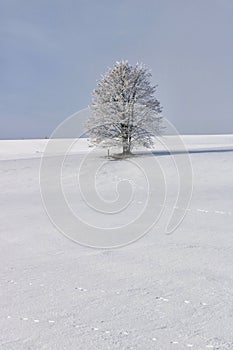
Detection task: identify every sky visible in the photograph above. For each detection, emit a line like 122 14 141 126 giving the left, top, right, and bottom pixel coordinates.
0 0 232 139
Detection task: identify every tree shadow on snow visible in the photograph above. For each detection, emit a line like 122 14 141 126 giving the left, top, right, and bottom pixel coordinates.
136 147 233 158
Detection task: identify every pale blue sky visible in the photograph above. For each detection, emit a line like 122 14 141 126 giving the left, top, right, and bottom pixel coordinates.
0 0 232 139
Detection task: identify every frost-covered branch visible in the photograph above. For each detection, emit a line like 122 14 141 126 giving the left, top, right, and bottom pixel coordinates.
87 61 164 154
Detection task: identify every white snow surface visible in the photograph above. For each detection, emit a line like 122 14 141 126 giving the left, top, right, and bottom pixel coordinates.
1 135 233 349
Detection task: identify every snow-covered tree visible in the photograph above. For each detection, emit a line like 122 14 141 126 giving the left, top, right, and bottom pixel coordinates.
87 61 163 155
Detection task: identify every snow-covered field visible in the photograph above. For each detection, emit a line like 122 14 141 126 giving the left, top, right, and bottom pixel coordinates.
1 135 233 350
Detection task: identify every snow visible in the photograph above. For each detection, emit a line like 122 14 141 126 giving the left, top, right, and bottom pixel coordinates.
0 135 233 349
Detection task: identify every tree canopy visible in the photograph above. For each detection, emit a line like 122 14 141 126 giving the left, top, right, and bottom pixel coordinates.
87 61 163 155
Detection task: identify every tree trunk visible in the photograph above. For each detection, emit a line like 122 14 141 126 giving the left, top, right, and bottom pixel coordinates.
123 142 130 154
121 123 131 155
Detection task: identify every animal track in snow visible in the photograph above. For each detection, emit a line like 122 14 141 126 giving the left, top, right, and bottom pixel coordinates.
161 298 169 302
168 205 232 217
197 209 208 213
18 317 54 324
194 207 231 216
76 287 87 292
5 313 220 349
214 210 225 214
155 296 169 302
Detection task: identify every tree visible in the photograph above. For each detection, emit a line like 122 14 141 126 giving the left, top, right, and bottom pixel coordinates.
87 61 163 155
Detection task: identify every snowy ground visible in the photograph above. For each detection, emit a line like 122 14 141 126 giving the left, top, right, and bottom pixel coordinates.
0 135 233 350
